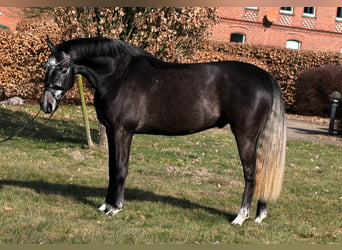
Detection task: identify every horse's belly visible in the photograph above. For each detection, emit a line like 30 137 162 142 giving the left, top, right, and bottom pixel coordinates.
137 105 221 135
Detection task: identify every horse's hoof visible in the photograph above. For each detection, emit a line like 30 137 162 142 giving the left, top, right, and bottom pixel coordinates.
98 203 123 216
231 214 249 226
98 203 110 213
106 208 123 216
254 211 267 224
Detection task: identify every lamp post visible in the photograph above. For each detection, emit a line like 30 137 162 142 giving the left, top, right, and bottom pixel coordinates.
328 91 342 135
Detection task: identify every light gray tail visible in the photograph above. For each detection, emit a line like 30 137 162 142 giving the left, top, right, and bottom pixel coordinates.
254 79 286 201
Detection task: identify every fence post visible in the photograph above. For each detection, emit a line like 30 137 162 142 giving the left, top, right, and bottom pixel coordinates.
77 74 93 148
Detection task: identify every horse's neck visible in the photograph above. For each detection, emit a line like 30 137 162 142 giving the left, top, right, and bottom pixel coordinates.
73 53 131 90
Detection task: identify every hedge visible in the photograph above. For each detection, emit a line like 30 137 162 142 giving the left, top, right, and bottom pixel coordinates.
296 65 342 117
1 18 342 113
187 41 342 112
0 18 94 105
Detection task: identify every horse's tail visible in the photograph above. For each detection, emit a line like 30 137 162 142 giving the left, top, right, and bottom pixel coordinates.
254 78 286 201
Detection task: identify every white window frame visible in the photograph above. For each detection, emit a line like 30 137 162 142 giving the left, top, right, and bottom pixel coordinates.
303 7 316 18
286 40 301 50
245 7 258 10
280 7 294 15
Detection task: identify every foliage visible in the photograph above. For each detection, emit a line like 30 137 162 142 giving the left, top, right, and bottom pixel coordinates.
22 7 54 18
0 27 93 104
194 41 342 111
296 65 342 117
53 7 220 60
1 10 342 113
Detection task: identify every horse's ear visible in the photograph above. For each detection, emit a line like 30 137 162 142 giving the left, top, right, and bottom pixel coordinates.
46 35 55 51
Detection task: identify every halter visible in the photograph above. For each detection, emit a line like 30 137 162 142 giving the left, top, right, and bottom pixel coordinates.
44 56 73 98
45 56 72 69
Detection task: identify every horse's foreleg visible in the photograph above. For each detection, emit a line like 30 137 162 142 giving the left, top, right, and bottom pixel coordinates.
98 126 133 216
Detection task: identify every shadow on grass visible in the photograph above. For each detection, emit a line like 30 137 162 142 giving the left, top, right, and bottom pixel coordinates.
0 107 98 145
0 179 236 222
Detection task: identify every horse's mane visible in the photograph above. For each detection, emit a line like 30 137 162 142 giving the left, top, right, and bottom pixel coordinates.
57 37 153 59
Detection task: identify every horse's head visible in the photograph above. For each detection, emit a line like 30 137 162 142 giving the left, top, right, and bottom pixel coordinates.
40 36 74 114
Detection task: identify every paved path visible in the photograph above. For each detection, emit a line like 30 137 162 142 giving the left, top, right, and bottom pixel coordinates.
286 116 342 145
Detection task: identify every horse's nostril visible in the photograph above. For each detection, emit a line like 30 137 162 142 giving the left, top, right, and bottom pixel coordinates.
47 103 53 113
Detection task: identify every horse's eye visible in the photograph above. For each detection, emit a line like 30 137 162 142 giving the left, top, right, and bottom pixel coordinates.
61 68 68 74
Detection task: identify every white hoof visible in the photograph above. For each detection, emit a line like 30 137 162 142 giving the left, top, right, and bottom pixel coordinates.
98 203 110 212
98 203 123 216
106 207 123 216
254 211 267 224
231 207 249 226
231 213 249 226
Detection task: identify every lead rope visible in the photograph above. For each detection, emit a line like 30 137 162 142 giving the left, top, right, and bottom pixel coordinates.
0 107 55 143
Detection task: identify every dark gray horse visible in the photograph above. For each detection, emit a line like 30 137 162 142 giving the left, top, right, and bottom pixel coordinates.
41 36 286 226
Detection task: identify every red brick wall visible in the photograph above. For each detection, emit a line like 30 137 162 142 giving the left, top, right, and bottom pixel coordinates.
0 7 24 30
210 7 342 53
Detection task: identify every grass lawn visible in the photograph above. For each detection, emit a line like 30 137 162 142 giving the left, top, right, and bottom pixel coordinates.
0 105 341 244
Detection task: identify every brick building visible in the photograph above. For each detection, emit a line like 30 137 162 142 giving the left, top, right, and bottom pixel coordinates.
2 7 342 53
0 7 24 30
209 7 342 53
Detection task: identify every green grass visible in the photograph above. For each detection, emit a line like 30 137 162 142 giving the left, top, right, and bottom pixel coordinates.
0 105 341 244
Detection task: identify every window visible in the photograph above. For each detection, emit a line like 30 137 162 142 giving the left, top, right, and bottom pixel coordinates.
245 7 258 10
286 40 301 50
230 33 245 43
337 7 342 21
280 7 294 15
303 7 316 17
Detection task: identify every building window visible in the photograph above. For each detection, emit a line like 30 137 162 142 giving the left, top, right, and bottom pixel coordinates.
245 7 258 10
337 7 342 21
280 7 294 15
286 40 301 49
303 7 316 18
230 33 246 43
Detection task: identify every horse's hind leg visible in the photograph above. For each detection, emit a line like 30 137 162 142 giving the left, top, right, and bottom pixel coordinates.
231 131 258 226
255 200 267 223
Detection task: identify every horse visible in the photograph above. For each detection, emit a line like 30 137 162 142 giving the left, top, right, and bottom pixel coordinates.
40 36 286 226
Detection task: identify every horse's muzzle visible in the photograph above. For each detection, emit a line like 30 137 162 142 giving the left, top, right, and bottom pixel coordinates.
40 91 58 114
